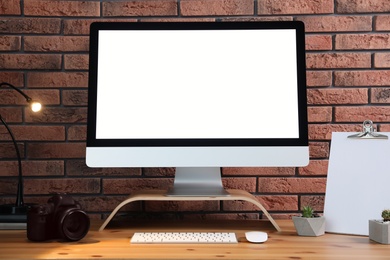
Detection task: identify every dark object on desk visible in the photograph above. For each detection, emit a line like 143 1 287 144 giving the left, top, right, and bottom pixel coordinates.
27 194 90 242
0 82 42 228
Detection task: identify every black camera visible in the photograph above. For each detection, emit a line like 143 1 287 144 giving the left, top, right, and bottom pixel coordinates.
27 194 90 242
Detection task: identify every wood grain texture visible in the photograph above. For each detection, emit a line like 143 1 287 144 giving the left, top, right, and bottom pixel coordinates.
0 219 388 259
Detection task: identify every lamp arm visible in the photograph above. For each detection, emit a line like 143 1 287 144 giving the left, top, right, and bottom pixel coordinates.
0 82 32 102
0 115 24 207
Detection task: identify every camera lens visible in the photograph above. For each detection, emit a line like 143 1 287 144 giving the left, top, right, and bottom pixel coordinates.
58 209 90 241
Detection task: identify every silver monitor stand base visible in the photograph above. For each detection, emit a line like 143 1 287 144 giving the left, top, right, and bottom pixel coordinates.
166 167 230 197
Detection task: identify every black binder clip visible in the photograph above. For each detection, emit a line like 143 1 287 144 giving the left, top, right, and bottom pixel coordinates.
347 120 388 139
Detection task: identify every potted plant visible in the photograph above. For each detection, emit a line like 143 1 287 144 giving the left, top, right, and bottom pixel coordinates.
292 206 325 236
369 209 390 244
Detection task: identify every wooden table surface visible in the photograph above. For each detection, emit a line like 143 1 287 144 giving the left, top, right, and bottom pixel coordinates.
0 219 389 259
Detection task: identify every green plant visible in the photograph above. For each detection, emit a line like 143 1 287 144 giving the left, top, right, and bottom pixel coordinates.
302 206 314 218
382 209 390 222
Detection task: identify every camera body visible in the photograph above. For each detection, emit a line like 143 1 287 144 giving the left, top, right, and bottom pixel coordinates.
27 194 90 241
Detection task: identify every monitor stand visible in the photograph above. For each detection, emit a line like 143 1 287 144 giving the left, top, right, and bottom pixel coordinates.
166 167 230 197
98 188 281 231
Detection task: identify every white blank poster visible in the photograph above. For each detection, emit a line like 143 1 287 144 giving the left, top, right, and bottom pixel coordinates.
324 132 390 236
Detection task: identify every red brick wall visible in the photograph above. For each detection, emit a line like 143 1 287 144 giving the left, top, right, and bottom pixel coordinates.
0 0 389 221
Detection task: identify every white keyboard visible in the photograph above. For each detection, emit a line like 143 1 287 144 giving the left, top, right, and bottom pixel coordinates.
130 232 238 244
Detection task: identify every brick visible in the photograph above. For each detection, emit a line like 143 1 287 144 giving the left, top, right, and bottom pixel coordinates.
0 18 61 34
64 54 89 70
222 167 295 176
305 35 332 51
0 126 65 141
0 36 21 51
308 124 361 140
298 16 372 32
62 90 88 106
75 196 141 212
272 213 296 219
258 0 333 15
146 201 219 212
374 53 390 68
66 160 141 176
259 195 298 211
0 89 30 105
0 0 20 15
336 34 390 50
306 53 371 69
181 0 253 16
67 125 87 141
309 142 330 159
24 0 100 17
0 160 65 177
0 54 61 70
306 71 332 87
336 0 390 13
379 124 390 132
24 178 100 194
335 107 390 122
300 196 324 212
375 15 390 31
220 17 293 22
372 88 390 103
0 161 18 177
224 177 256 192
143 167 175 177
0 108 22 122
0 196 47 206
0 179 17 195
224 195 298 211
63 19 137 35
258 177 326 193
334 70 390 86
27 142 86 159
0 143 24 159
298 160 328 176
25 107 87 123
28 89 60 105
142 18 216 22
308 107 332 123
0 72 24 87
23 160 64 176
24 36 89 52
307 88 368 105
63 19 98 35
0 89 60 105
27 72 88 88
103 0 177 17
103 178 172 194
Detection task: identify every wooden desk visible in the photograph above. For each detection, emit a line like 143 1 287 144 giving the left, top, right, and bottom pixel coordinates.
0 219 389 259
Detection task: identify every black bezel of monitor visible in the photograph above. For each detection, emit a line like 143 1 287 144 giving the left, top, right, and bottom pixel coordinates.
87 21 308 148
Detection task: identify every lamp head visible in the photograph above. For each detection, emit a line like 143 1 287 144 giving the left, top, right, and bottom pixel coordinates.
29 101 42 112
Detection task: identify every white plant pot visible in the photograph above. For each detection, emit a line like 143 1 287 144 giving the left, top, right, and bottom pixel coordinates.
292 216 325 237
369 220 390 244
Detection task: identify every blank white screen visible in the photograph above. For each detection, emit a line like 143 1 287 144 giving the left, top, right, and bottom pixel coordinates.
96 29 299 139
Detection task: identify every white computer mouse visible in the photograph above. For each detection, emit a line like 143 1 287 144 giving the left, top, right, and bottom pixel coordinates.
245 231 268 243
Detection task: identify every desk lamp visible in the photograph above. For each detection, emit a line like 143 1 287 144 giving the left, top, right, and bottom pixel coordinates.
0 82 42 224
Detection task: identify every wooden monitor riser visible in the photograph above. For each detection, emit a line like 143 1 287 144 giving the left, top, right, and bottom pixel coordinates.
99 189 281 232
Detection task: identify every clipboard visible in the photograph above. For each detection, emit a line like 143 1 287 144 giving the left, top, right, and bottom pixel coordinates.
324 121 390 236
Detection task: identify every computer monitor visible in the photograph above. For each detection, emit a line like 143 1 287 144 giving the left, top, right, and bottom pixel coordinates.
86 21 309 197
